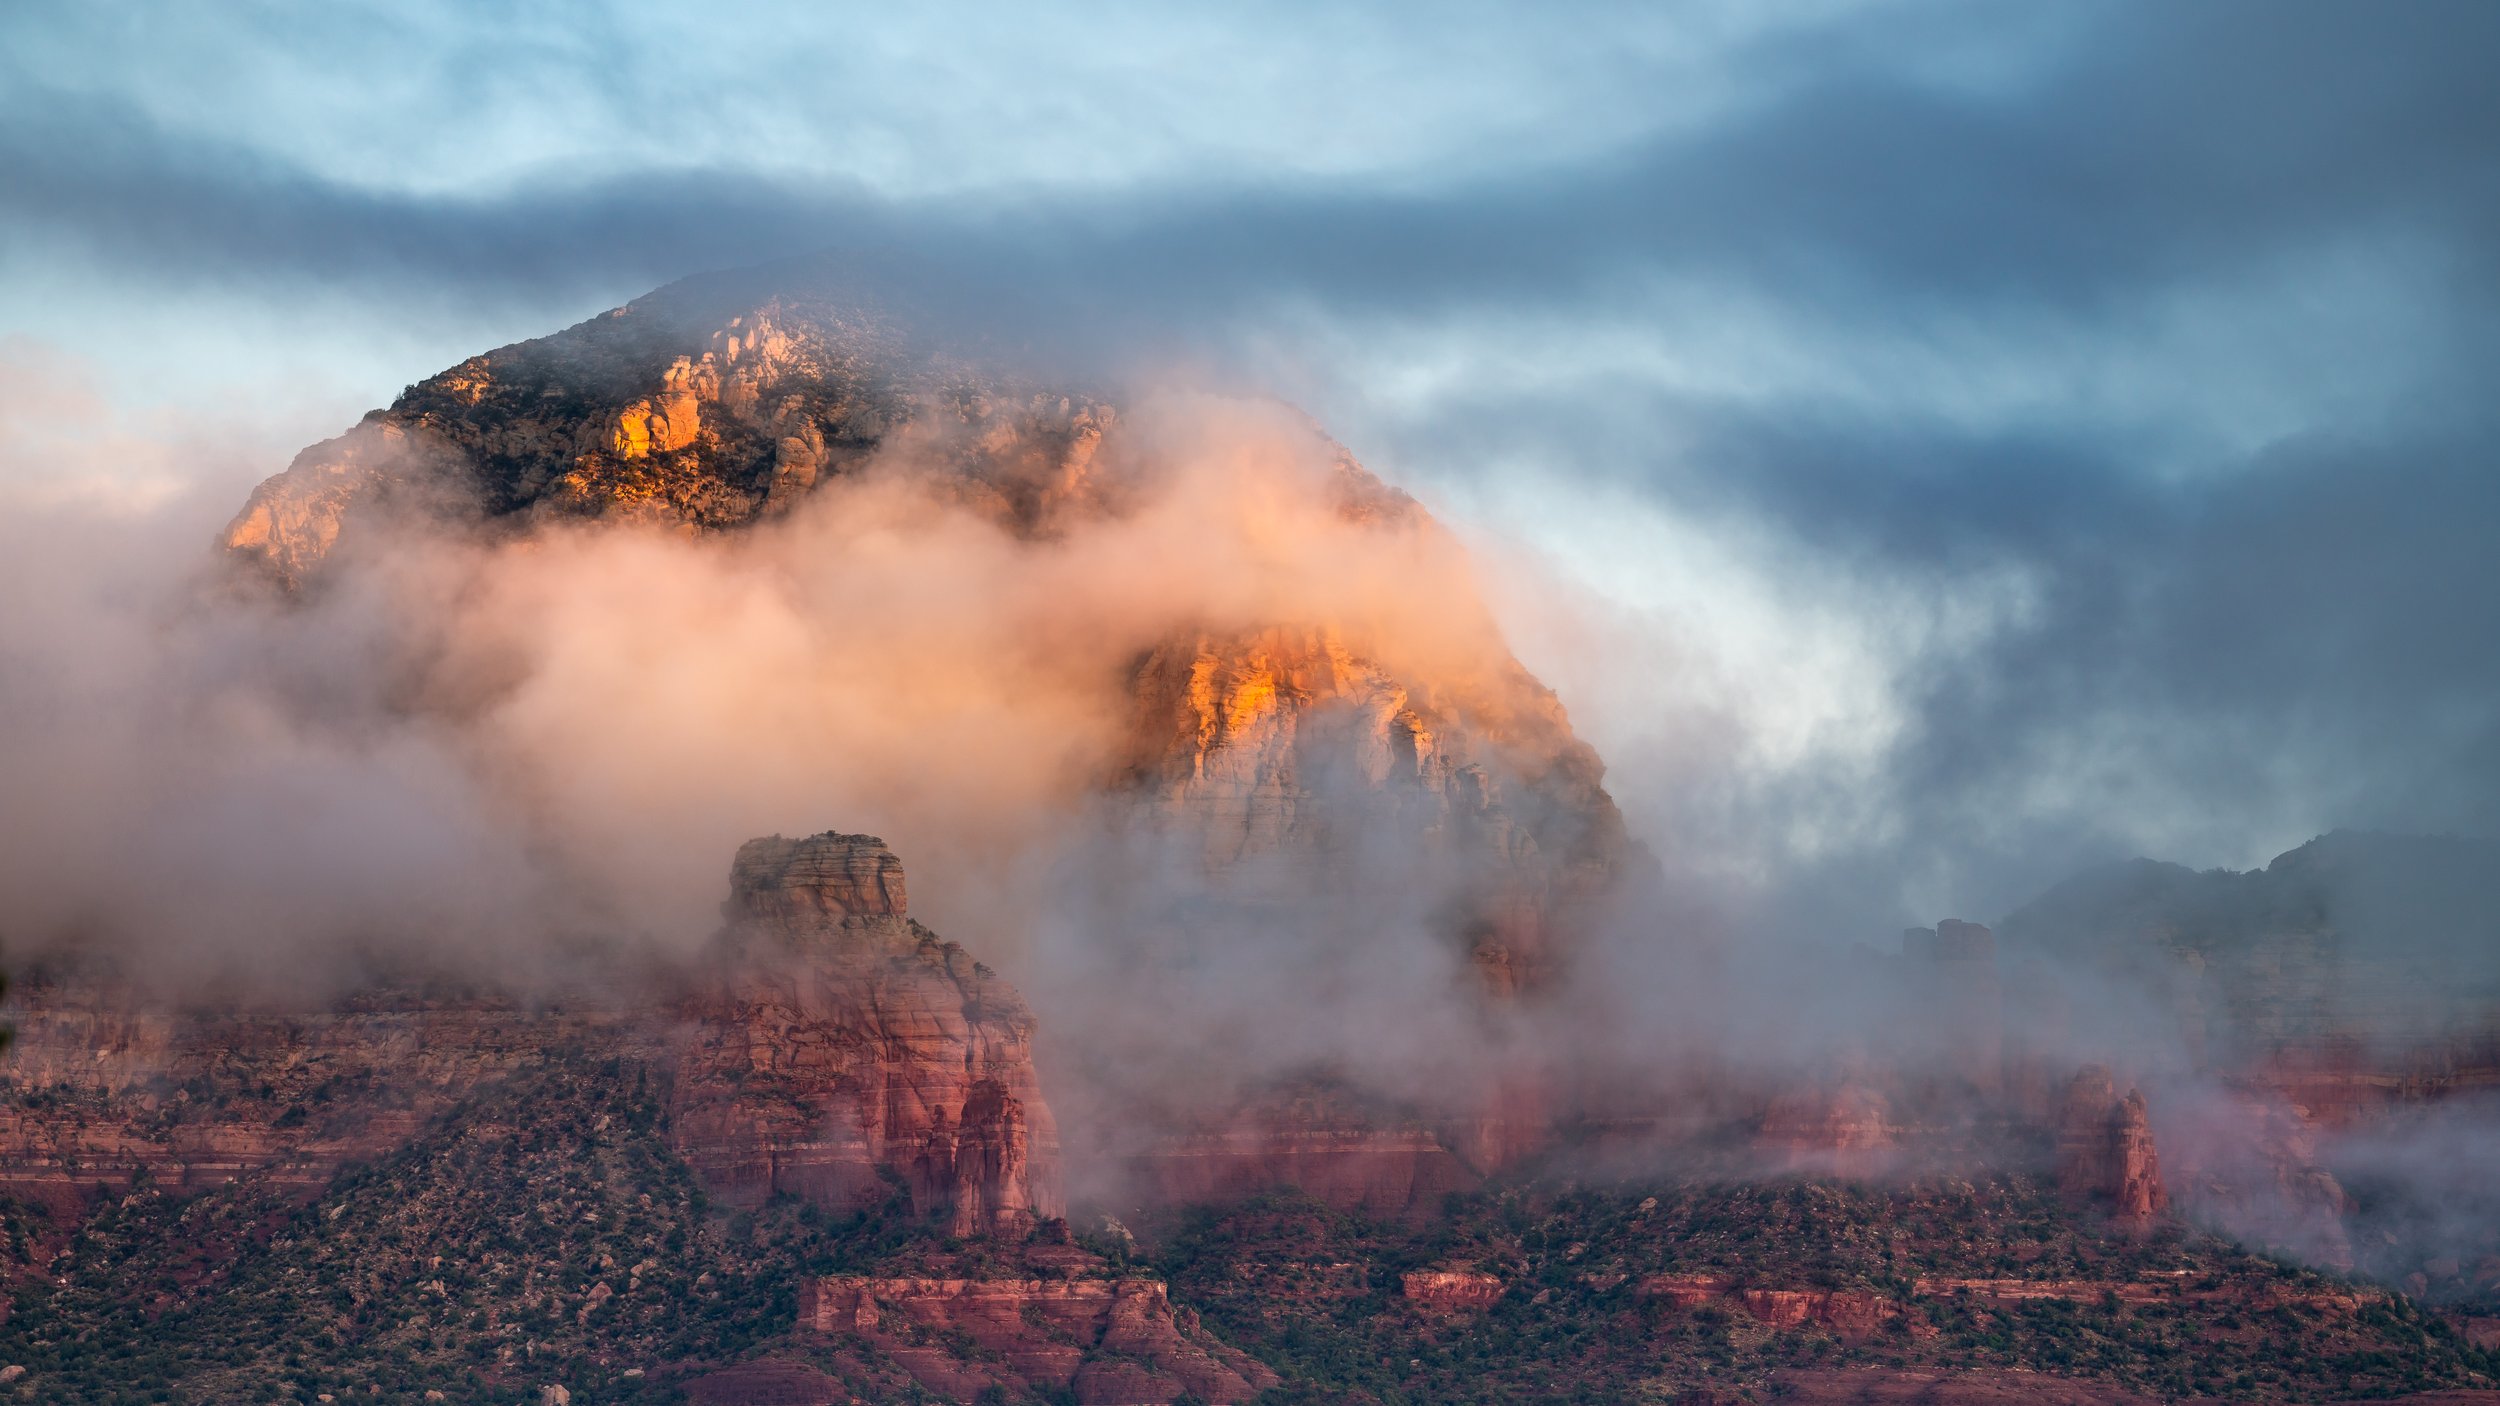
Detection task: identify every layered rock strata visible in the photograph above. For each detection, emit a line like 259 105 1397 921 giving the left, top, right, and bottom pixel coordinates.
0 987 626 1231
796 1259 1274 1404
667 831 1060 1235
0 832 1060 1248
1756 1080 1899 1176
2054 1067 2168 1224
218 269 1635 1003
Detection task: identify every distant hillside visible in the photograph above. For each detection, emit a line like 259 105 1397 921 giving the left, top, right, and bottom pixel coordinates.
2000 831 2500 1050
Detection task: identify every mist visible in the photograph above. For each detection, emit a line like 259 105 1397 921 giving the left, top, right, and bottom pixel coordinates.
5 2 2500 1309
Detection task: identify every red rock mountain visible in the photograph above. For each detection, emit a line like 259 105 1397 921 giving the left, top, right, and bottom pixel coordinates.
220 269 1634 997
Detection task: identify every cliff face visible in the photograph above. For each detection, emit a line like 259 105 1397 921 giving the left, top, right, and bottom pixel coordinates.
1121 626 1624 990
0 988 627 1240
2054 1067 2168 1225
0 832 1060 1246
1756 1080 1898 1177
215 267 1640 1208
668 831 1060 1235
793 1254 1276 1406
222 272 1125 575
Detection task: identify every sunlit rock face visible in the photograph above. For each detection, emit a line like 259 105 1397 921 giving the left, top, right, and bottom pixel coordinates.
222 268 1124 572
668 831 1060 1236
220 261 1638 997
1119 625 1625 989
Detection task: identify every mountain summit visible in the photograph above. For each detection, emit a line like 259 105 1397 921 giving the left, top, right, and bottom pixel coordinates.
221 263 1639 1001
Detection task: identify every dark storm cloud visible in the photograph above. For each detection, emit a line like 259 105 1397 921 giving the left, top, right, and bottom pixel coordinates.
4 0 2494 916
8 4 2495 322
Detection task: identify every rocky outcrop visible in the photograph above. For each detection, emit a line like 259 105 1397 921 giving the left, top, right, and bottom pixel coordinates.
1117 1079 1483 1217
0 832 1057 1247
796 1262 1275 1405
1636 1275 1903 1342
219 268 1636 985
219 418 478 585
2054 1067 2167 1224
1401 1267 1506 1313
211 266 1656 1226
668 831 1058 1236
220 278 1128 581
1120 626 1627 993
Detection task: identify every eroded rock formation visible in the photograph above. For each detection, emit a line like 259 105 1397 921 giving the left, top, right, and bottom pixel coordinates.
1119 1079 1481 1217
0 830 1060 1249
1120 625 1624 991
2054 1066 2167 1224
218 270 1636 1001
667 831 1059 1235
1636 1275 1904 1343
1400 1267 1507 1313
795 1256 1275 1405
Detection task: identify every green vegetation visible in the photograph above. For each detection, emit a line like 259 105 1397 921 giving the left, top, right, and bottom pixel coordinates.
0 1050 978 1405
0 1058 2489 1404
1141 1179 2499 1405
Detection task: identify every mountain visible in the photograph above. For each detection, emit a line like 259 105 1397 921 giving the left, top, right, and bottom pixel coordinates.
2000 830 2500 1087
210 262 1644 1210
221 259 1634 1001
8 271 2500 1401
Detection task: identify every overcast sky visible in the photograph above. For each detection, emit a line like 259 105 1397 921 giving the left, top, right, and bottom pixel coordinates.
3 0 2495 932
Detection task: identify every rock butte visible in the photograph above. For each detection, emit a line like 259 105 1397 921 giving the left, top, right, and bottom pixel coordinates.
670 831 1057 1237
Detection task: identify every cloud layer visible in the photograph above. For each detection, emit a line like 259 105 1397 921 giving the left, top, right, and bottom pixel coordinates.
2 0 2495 938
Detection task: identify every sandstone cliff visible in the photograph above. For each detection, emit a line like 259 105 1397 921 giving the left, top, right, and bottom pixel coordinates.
668 830 1060 1235
2054 1066 2167 1225
1120 625 1623 990
792 1250 1276 1405
0 830 1060 1247
0 983 629 1235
